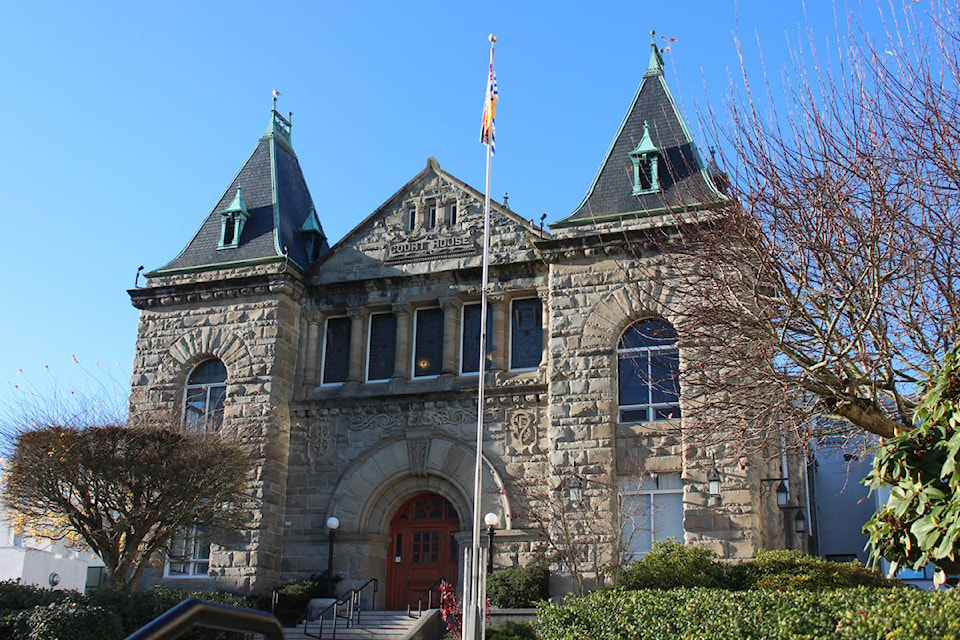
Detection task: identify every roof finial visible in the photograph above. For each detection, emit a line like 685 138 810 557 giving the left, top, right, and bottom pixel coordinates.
272 88 281 112
645 29 664 77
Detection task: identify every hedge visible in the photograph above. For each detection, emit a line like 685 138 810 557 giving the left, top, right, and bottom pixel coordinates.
487 564 550 608
536 587 960 640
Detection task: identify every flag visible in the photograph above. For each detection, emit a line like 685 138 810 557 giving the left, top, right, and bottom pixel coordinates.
480 61 498 154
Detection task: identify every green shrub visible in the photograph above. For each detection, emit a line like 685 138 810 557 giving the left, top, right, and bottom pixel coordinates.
0 580 67 611
535 587 960 640
487 565 550 608
487 620 538 640
740 549 897 590
18 598 124 640
619 539 734 590
148 588 250 640
89 585 157 635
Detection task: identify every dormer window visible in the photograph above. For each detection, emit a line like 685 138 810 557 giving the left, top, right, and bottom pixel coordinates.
407 207 417 231
428 205 437 230
300 207 326 264
628 121 661 195
218 186 249 249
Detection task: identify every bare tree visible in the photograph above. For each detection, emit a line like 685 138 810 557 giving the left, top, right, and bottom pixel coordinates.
670 0 960 449
2 422 251 589
510 469 642 595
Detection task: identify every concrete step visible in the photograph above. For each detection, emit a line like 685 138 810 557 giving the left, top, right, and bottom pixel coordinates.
283 610 423 640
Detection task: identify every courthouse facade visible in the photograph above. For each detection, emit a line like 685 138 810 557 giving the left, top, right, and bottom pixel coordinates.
127 38 806 604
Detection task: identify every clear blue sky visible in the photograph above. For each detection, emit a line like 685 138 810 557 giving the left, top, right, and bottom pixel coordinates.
0 0 900 415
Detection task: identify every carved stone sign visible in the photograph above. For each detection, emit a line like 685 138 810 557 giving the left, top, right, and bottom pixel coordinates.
385 233 476 264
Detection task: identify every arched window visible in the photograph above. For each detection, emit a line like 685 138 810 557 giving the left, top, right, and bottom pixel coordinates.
618 319 680 423
183 359 227 432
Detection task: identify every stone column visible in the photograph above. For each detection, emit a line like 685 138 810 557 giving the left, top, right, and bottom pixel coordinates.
392 303 411 381
488 294 507 372
440 297 460 376
346 308 367 384
302 313 322 389
536 288 549 369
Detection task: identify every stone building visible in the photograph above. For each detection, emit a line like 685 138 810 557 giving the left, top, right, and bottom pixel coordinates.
128 37 807 605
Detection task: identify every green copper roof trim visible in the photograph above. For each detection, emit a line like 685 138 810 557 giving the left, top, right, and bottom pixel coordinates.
267 110 292 147
550 198 726 228
644 30 665 78
632 121 659 155
221 184 249 216
300 207 323 234
144 254 301 278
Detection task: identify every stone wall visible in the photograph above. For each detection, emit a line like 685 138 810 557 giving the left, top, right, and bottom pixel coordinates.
128 263 303 591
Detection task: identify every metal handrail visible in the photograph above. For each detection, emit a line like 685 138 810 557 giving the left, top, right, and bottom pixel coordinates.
406 578 445 619
303 578 379 640
351 577 379 625
124 598 284 640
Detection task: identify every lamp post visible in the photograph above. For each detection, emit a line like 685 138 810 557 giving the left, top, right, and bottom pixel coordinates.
484 512 500 574
326 516 340 595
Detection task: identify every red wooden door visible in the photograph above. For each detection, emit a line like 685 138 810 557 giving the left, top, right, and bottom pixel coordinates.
386 493 460 610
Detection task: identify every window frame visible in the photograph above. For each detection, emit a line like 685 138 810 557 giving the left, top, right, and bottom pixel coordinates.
165 525 211 578
617 319 681 423
428 205 437 230
447 203 458 226
412 306 444 379
407 207 417 231
182 359 227 433
366 312 397 383
509 297 543 371
320 315 351 386
621 472 684 559
460 302 493 375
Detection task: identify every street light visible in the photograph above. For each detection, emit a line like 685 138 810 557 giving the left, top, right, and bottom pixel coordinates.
326 516 340 595
484 512 500 574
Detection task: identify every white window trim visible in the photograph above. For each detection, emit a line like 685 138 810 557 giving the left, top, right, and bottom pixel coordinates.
617 331 681 424
366 312 394 383
460 302 481 376
622 473 684 558
508 296 542 372
181 362 226 433
320 315 349 387
164 526 211 578
412 306 443 379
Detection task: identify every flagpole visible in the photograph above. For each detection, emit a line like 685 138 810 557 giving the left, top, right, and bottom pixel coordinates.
466 32 496 640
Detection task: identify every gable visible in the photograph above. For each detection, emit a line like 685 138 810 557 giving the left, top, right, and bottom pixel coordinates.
312 159 541 285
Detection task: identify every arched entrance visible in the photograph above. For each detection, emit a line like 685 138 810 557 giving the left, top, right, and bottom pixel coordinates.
386 493 460 610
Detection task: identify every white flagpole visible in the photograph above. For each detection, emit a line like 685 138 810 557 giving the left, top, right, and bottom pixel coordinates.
466 32 496 640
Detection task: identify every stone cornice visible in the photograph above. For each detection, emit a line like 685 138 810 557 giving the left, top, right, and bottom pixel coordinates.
128 271 306 310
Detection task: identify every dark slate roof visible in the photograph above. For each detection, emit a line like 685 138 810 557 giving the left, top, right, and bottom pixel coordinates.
553 35 727 228
149 111 328 275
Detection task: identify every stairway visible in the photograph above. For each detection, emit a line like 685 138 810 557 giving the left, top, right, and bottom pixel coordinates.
283 610 424 640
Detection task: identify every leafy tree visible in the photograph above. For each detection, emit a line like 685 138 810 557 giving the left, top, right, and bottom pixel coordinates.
864 342 960 587
667 0 960 451
2 423 251 589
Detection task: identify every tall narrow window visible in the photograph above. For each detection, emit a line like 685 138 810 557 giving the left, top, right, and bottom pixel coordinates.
166 526 211 577
618 319 680 422
322 316 351 385
510 298 543 370
407 208 417 232
622 472 684 558
183 359 227 432
367 313 397 382
428 206 437 230
414 308 444 378
461 303 492 374
447 203 458 226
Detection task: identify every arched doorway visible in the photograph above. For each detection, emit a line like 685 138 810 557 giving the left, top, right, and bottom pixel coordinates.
386 493 460 610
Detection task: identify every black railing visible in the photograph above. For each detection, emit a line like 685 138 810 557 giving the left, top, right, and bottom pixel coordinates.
406 578 445 619
124 598 284 640
303 578 379 639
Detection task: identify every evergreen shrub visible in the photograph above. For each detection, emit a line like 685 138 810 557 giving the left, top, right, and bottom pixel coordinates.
619 539 734 590
486 620 538 640
536 587 960 640
487 564 550 608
